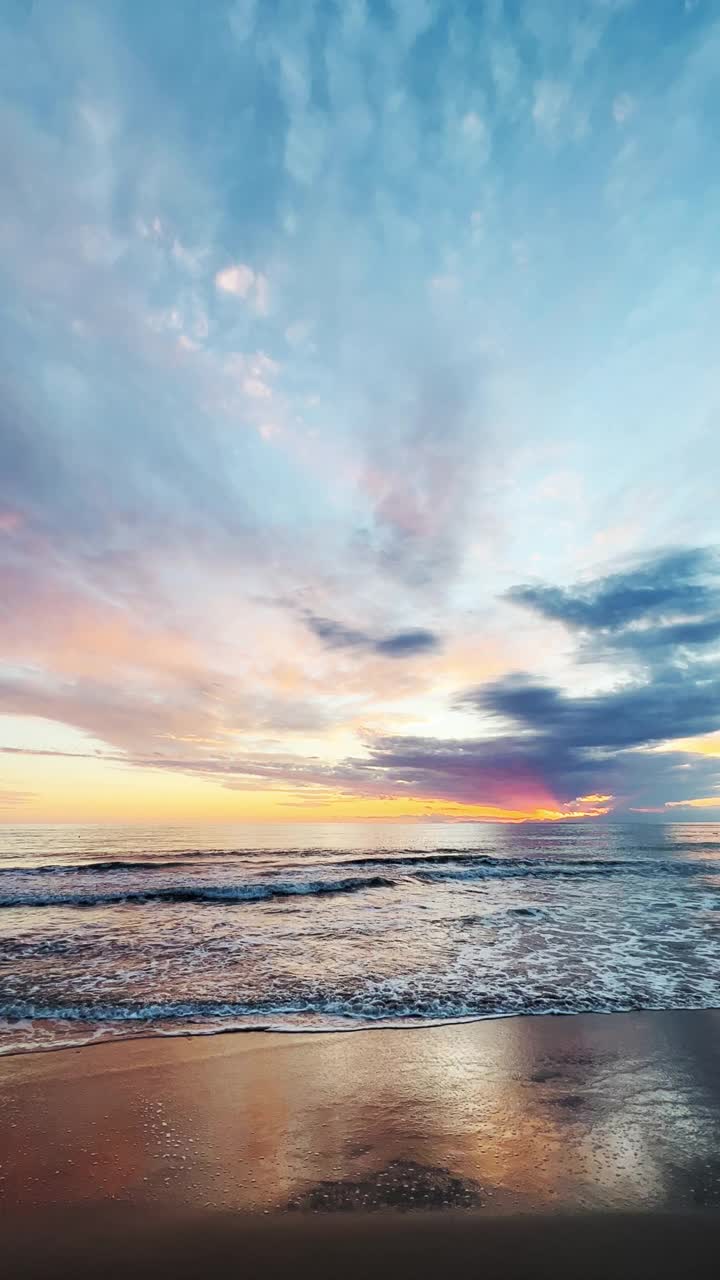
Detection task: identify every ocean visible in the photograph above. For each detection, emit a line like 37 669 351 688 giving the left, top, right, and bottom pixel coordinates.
1 821 719 1055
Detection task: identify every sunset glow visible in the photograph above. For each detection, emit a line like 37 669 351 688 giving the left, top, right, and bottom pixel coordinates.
1 2 719 824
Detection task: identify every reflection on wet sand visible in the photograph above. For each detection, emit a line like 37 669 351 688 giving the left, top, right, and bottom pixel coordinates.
2 1010 720 1214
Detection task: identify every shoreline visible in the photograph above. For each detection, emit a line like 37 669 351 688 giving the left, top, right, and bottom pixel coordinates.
3 1009 720 1217
4 1001 720 1060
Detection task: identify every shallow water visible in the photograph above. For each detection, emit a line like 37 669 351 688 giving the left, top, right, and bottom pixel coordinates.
1 821 719 1053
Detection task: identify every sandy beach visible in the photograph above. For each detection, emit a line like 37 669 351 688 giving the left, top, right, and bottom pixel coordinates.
3 1010 720 1273
3 1010 720 1213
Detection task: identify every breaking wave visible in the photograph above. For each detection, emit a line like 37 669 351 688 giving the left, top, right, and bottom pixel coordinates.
0 874 394 909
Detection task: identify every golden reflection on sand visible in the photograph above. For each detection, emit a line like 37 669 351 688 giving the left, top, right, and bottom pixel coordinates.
2 1012 720 1214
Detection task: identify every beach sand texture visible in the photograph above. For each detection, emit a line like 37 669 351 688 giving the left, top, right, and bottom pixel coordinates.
3 1010 720 1215
4 1012 720 1275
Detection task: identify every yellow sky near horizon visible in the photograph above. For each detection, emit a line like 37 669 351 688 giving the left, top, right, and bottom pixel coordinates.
0 727 610 824
2 716 719 825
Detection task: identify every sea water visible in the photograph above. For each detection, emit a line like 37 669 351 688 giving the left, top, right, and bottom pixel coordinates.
1 821 719 1054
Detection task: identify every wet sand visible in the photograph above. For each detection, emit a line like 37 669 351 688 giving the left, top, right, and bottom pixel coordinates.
3 1009 720 1213
3 1011 720 1274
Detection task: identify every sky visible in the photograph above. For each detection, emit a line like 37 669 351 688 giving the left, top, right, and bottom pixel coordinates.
1 0 719 824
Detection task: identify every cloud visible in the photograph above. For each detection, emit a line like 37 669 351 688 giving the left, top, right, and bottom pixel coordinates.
27 720 710 823
507 548 718 636
3 547 716 821
215 264 254 297
471 666 720 753
2 2 720 822
375 630 439 657
0 665 337 756
224 350 280 402
665 796 720 809
215 263 269 313
486 550 720 753
306 614 440 659
347 349 497 592
449 547 720 810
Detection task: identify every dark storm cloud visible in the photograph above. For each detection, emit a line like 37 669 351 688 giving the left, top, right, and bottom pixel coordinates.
306 614 440 658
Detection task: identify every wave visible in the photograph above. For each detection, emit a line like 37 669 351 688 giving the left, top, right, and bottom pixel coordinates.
0 852 500 877
1 851 717 910
3 988 719 1031
3 850 718 880
0 859 204 876
0 850 495 876
0 874 394 909
413 857 719 882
